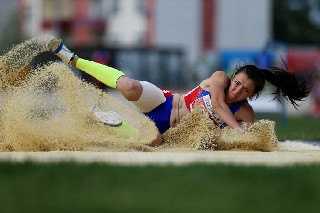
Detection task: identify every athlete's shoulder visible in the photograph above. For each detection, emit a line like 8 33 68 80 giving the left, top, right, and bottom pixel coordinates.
201 71 228 89
207 71 229 91
209 71 229 84
210 71 228 78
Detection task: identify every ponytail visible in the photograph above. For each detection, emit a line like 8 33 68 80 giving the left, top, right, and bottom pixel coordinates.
236 64 311 110
261 67 311 110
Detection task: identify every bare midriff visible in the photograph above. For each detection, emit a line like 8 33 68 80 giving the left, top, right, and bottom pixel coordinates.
169 81 209 128
169 93 188 127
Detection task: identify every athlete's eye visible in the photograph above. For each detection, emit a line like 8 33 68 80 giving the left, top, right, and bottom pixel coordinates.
235 80 240 85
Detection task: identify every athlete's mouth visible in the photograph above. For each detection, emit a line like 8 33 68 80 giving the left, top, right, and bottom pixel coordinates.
231 92 237 99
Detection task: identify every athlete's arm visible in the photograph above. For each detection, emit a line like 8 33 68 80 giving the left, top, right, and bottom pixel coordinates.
234 102 255 124
204 71 243 131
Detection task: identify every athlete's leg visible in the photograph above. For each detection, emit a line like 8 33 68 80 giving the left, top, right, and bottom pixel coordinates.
74 55 143 101
49 38 165 112
116 75 142 101
49 39 141 98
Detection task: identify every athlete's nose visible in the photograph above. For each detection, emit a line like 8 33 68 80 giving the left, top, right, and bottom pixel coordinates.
234 87 241 96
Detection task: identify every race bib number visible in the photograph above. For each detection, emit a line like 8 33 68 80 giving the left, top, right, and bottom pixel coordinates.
195 94 226 128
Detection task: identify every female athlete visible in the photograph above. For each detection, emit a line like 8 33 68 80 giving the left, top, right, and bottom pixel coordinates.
49 38 311 146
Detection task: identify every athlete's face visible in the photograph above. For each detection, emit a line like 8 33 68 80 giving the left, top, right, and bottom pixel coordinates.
226 72 255 103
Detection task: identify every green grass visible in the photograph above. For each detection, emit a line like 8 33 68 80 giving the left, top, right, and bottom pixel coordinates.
0 162 320 213
0 115 319 212
256 114 320 141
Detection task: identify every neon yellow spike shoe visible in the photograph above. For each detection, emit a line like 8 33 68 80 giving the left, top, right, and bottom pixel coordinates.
49 38 75 65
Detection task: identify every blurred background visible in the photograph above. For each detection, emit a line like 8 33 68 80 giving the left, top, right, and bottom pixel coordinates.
0 0 320 118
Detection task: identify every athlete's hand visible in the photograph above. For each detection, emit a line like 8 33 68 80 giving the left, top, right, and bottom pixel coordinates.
234 127 245 134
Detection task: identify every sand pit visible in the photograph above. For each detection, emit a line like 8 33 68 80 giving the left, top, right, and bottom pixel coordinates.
0 36 318 166
0 141 319 166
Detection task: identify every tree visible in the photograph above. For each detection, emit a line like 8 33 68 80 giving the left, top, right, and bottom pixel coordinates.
273 0 320 45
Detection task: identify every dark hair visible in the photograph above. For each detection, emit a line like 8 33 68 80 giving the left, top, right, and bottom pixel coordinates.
235 64 311 110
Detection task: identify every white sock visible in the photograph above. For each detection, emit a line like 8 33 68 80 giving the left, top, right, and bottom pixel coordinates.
52 40 74 65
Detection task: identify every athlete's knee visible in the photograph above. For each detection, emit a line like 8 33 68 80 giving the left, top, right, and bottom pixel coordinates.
117 76 138 90
117 76 142 100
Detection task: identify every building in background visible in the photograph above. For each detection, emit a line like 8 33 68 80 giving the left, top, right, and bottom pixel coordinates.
18 0 272 67
20 0 109 46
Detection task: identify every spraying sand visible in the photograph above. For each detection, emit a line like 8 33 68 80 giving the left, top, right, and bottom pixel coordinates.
0 35 285 153
0 36 158 151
